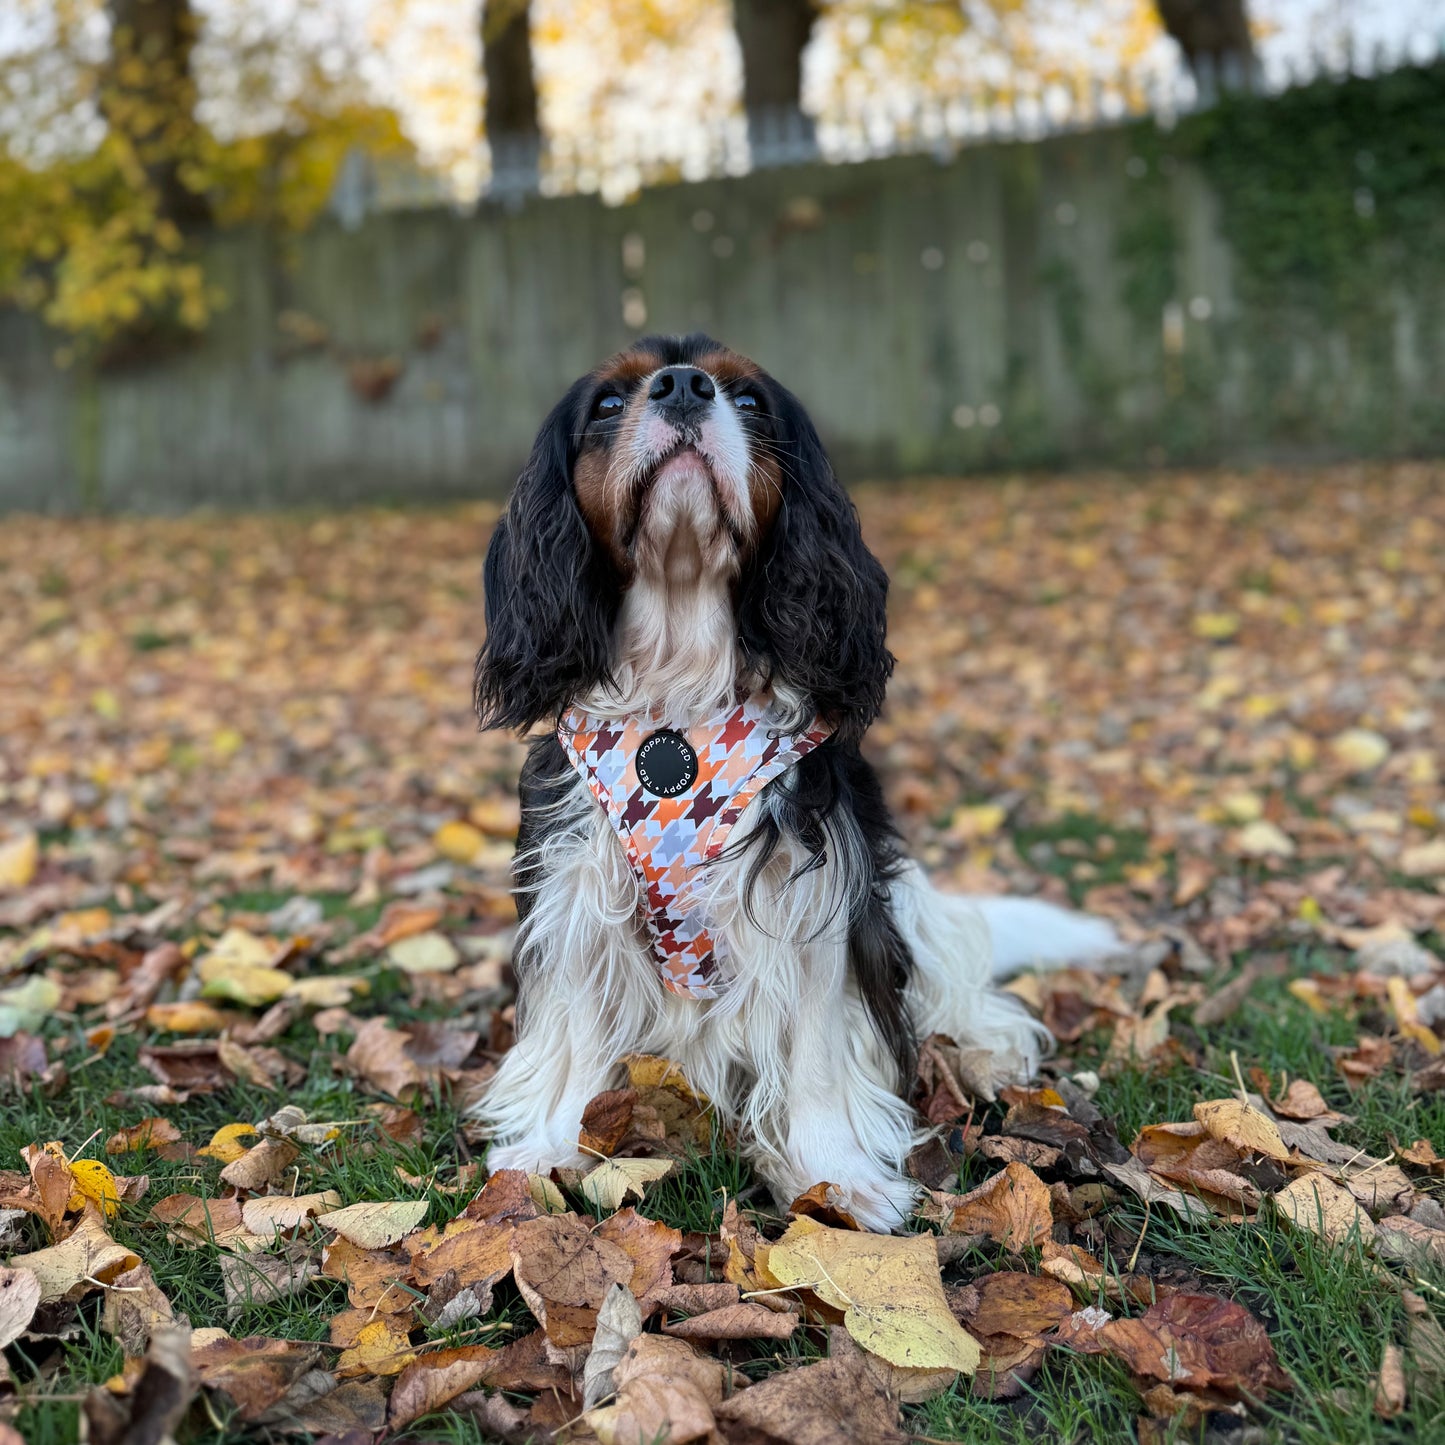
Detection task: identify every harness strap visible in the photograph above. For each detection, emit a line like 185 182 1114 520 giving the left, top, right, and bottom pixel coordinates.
558 696 832 998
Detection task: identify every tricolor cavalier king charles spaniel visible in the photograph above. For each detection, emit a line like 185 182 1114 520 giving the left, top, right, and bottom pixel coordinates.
472 333 1115 1230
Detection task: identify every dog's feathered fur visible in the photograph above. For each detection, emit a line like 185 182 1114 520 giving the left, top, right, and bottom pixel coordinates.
472 334 1115 1229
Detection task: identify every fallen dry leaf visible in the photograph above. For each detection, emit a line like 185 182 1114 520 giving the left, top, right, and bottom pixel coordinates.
764 1217 980 1373
583 1279 644 1410
509 1213 635 1351
1098 1293 1290 1398
317 1198 428 1248
944 1162 1053 1249
586 1333 725 1445
580 1155 675 1212
10 1208 141 1302
1274 1172 1377 1246
388 1345 498 1430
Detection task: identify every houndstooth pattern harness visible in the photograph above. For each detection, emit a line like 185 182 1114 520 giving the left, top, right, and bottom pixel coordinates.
558 696 832 999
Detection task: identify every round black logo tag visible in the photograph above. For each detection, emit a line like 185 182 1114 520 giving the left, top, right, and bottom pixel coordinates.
636 729 699 798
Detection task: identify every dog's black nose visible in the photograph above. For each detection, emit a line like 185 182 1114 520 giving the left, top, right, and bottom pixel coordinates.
649 366 715 417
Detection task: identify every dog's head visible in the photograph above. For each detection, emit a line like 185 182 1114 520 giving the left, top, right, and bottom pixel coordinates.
474 333 891 740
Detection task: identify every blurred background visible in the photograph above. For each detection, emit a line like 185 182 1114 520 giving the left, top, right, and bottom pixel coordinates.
1 1 1443 932
1 0 1443 508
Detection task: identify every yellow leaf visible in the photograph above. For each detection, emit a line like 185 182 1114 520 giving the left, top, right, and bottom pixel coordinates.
0 830 39 890
579 1157 675 1212
317 1199 428 1249
197 955 293 1007
764 1218 980 1374
1233 821 1296 859
66 1160 121 1219
336 1316 417 1377
1218 789 1263 824
198 1123 260 1163
1288 978 1329 1014
1192 612 1240 641
1193 1099 1291 1162
433 820 484 864
386 932 461 975
1331 728 1390 772
284 975 369 1007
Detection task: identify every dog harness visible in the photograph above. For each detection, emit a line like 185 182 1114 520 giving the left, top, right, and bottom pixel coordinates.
558 695 832 999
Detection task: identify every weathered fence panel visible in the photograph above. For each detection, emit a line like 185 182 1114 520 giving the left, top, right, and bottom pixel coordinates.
2 76 1442 512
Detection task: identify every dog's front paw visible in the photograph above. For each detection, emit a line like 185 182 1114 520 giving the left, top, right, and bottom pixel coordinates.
770 1118 922 1232
485 1135 587 1176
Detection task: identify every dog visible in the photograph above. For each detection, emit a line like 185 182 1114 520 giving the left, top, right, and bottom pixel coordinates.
471 333 1116 1230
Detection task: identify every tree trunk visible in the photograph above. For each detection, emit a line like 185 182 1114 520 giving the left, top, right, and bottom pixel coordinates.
482 0 540 195
732 0 818 162
1154 0 1256 87
103 0 208 227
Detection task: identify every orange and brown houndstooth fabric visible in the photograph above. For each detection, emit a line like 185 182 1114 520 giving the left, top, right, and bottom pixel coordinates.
558 696 833 998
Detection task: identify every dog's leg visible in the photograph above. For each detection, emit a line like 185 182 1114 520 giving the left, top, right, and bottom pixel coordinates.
475 808 661 1174
772 964 922 1232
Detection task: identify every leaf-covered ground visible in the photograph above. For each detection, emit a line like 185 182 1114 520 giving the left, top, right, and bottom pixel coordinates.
0 461 1442 1445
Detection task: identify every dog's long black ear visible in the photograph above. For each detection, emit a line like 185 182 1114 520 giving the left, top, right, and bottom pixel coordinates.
735 388 892 746
474 391 619 731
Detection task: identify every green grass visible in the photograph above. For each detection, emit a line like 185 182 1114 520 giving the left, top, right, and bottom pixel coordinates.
4 882 1444 1445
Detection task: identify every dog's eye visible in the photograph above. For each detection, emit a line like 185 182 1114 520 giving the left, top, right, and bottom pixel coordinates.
592 392 624 420
732 391 758 411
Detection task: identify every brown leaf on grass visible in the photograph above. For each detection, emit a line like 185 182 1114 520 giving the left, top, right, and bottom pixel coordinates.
579 1088 638 1156
218 1137 299 1192
388 1345 498 1430
510 1213 635 1351
105 942 185 1019
1192 965 1263 1027
1273 1172 1377 1246
320 1235 413 1310
585 1333 726 1445
475 1327 572 1393
787 1181 863 1230
139 1042 235 1095
344 1018 424 1101
10 1209 141 1302
1395 1138 1445 1174
1376 1215 1445 1268
1337 1035 1395 1088
1403 1288 1445 1386
662 1301 799 1341
715 1344 908 1445
1098 1294 1290 1398
220 1245 320 1314
149 1193 255 1251
764 1217 980 1372
104 1117 183 1155
978 1136 1064 1171
945 1162 1053 1249
406 1217 516 1290
101 1262 180 1355
190 1334 324 1422
461 1168 546 1225
914 1033 995 1119
0 1033 64 1097
1373 1342 1408 1417
1102 1160 1214 1222
18 1141 75 1237
959 1272 1073 1339
596 1207 681 1315
82 1325 197 1445
653 1281 739 1316
1259 1077 1348 1125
